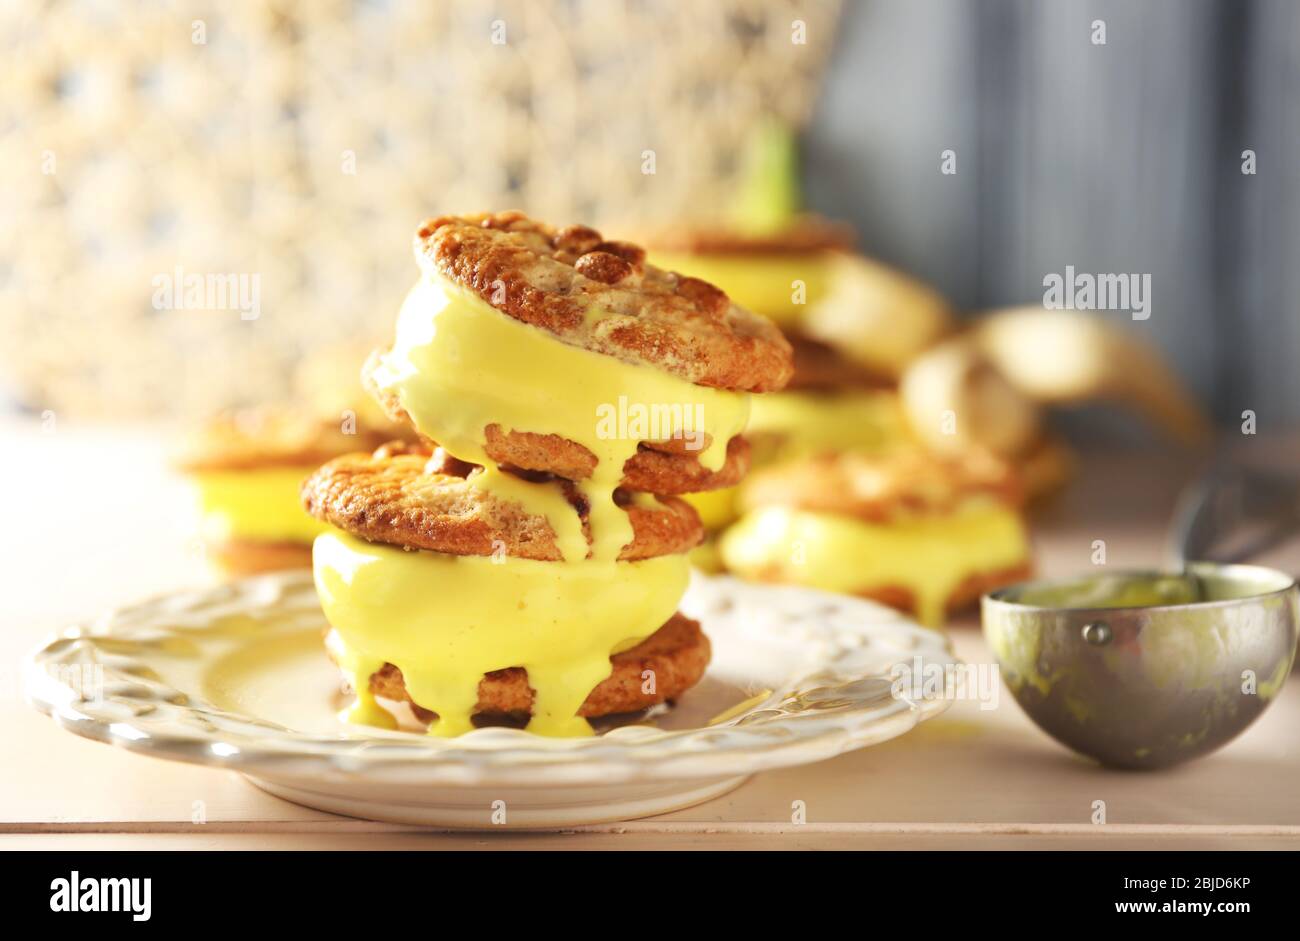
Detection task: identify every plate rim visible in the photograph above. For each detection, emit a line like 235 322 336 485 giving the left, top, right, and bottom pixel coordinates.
24 571 958 787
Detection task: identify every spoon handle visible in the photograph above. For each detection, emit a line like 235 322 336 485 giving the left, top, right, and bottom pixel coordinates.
1168 462 1300 567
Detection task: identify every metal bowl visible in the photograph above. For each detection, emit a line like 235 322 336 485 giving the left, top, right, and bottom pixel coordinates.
982 563 1298 769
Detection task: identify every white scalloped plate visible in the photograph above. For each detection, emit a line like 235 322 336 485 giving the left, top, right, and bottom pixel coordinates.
25 571 956 828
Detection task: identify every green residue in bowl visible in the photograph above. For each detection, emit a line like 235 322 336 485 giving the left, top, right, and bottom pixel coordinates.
1016 575 1201 610
1062 693 1096 724
1259 655 1294 700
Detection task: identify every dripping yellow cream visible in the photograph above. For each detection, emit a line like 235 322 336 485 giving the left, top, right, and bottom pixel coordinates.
315 271 751 737
647 252 832 326
193 467 330 544
719 502 1029 627
682 486 739 531
370 275 750 562
314 530 690 737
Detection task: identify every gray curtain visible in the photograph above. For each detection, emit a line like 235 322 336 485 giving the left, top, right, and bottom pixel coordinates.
805 0 1300 431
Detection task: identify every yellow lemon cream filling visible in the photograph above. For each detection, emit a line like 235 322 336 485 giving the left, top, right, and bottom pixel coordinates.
720 503 1029 627
746 390 911 460
649 252 832 326
193 466 329 544
370 274 750 563
314 530 690 737
681 486 740 531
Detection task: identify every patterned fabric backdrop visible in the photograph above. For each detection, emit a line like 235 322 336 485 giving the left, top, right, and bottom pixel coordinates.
1 0 841 419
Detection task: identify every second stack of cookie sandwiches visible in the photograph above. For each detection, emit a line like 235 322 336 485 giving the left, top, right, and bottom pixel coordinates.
720 449 1032 627
178 408 402 576
646 217 946 470
302 212 792 737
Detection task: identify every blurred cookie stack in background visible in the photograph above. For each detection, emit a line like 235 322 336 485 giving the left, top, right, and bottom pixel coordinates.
640 125 1210 623
176 344 413 576
13 0 1211 623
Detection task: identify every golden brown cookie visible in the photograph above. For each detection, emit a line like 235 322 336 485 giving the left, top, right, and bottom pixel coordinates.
785 332 894 392
613 435 751 494
343 612 711 723
301 449 703 561
480 422 753 494
413 212 793 392
740 448 1024 523
638 215 856 255
472 422 750 493
177 406 399 473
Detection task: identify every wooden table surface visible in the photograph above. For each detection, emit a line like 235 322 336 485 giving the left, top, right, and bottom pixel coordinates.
3 418 1297 849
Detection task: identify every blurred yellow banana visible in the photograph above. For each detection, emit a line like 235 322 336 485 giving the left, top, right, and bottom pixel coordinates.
899 336 1043 458
972 307 1213 446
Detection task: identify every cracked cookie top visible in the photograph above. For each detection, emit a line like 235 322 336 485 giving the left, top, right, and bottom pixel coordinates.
412 211 793 392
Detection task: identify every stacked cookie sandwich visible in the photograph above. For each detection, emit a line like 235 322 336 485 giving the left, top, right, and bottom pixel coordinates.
301 212 792 737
